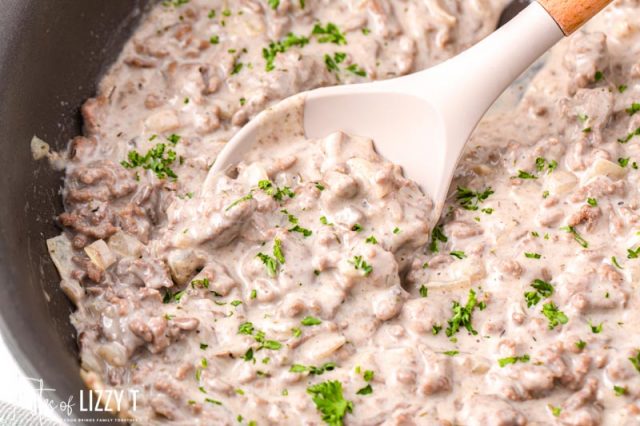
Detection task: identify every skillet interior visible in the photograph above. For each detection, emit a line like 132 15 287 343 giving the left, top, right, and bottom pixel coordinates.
0 0 152 422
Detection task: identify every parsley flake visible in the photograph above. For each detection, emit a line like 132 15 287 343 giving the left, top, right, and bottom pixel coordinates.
419 285 428 298
429 225 448 253
306 380 353 426
450 250 466 259
121 143 177 179
312 22 347 45
626 102 640 116
301 316 322 326
498 354 530 367
262 33 310 71
456 186 494 211
365 235 378 244
350 255 373 276
445 289 482 337
541 302 568 329
560 225 589 248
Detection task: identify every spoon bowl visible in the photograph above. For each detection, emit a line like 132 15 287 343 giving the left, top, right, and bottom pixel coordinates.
209 0 608 219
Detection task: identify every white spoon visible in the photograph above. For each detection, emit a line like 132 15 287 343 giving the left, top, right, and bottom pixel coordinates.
209 0 611 218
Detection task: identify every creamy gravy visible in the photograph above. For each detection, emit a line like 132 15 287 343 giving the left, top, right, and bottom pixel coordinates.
46 0 640 424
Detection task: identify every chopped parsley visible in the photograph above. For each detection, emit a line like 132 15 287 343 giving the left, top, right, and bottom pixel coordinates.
290 225 312 237
258 179 295 201
273 238 285 263
209 35 220 44
443 350 459 357
191 278 210 289
162 289 183 304
549 405 562 417
429 225 448 253
290 362 336 375
306 380 353 426
162 0 189 6
626 102 640 116
243 347 254 362
312 22 347 45
432 324 442 335
594 70 604 81
589 321 603 334
318 215 334 227
250 289 257 299
267 0 280 9
535 157 558 173
350 255 373 276
346 64 366 77
291 327 302 338
618 84 628 93
525 252 541 259
524 278 554 307
541 302 568 330
618 127 640 144
627 246 640 259
455 186 494 211
230 300 242 307
257 238 287 276
204 398 222 405
619 157 630 167
587 197 598 206
231 59 244 75
356 384 373 395
419 285 428 298
629 350 640 372
200 343 209 350
392 227 401 234
498 354 530 367
225 193 253 211
238 322 255 335
238 322 282 353
560 225 589 248
363 370 374 382
301 316 322 326
262 33 310 71
445 289 482 337
575 340 587 350
614 385 627 396
450 250 466 259
365 235 378 244
612 256 623 269
121 143 177 179
515 170 537 179
324 52 346 74
256 252 278 277
351 224 363 232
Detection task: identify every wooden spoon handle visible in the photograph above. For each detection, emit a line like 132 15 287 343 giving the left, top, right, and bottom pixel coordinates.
537 0 613 34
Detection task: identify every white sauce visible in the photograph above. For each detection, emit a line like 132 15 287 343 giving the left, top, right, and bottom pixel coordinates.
46 0 640 424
